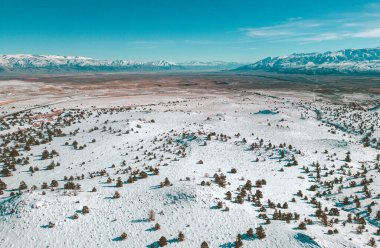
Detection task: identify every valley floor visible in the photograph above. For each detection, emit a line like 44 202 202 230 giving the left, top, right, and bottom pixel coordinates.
0 75 379 248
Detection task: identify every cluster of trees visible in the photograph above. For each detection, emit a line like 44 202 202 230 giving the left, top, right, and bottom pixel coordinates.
318 104 380 148
64 181 81 190
214 173 227 187
41 149 59 160
159 177 172 188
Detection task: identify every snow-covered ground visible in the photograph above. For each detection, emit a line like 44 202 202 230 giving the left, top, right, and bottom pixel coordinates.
0 82 379 248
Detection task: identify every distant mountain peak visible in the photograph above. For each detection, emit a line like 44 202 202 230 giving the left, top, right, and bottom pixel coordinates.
236 48 380 75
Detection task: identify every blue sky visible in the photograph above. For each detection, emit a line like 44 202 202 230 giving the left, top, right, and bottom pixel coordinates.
0 0 380 62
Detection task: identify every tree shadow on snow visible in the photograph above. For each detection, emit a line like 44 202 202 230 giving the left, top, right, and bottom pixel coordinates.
220 234 255 247
131 218 149 223
150 185 161 190
168 238 178 244
67 215 78 220
112 236 123 241
242 234 256 241
102 185 117 188
146 241 159 248
219 242 235 248
103 196 115 200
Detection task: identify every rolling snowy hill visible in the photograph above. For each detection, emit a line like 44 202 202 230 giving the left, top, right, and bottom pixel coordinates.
236 48 380 75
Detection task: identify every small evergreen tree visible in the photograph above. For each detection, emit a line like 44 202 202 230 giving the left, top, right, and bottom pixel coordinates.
120 232 128 240
1 168 11 177
148 209 156 221
42 150 50 160
298 222 306 230
246 228 254 238
235 234 243 248
201 241 209 248
256 226 266 239
0 179 7 190
19 181 27 190
116 177 123 187
50 180 58 188
114 191 120 199
155 223 161 230
82 206 89 214
178 231 185 241
158 236 168 247
226 191 232 200
368 237 376 247
345 154 351 162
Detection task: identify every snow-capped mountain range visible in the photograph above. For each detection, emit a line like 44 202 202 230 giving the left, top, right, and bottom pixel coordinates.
3 48 380 74
0 54 179 72
0 54 241 73
236 48 380 75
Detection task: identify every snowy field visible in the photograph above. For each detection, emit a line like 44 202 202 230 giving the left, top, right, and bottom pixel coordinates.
0 78 379 248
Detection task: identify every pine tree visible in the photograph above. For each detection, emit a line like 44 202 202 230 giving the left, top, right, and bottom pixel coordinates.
107 177 112 183
298 222 306 230
50 180 58 188
158 236 168 247
42 182 49 189
42 150 50 160
116 177 123 187
256 226 266 239
120 232 128 240
155 223 161 230
1 168 11 177
82 206 90 214
178 231 185 241
0 179 7 190
345 154 351 162
235 234 243 248
114 191 120 199
246 228 254 238
201 241 209 248
19 181 27 190
226 191 232 200
148 209 156 221
10 149 19 157
368 237 376 247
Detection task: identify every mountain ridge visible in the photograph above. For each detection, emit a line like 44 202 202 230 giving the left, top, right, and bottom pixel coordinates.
0 54 241 72
235 48 380 75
